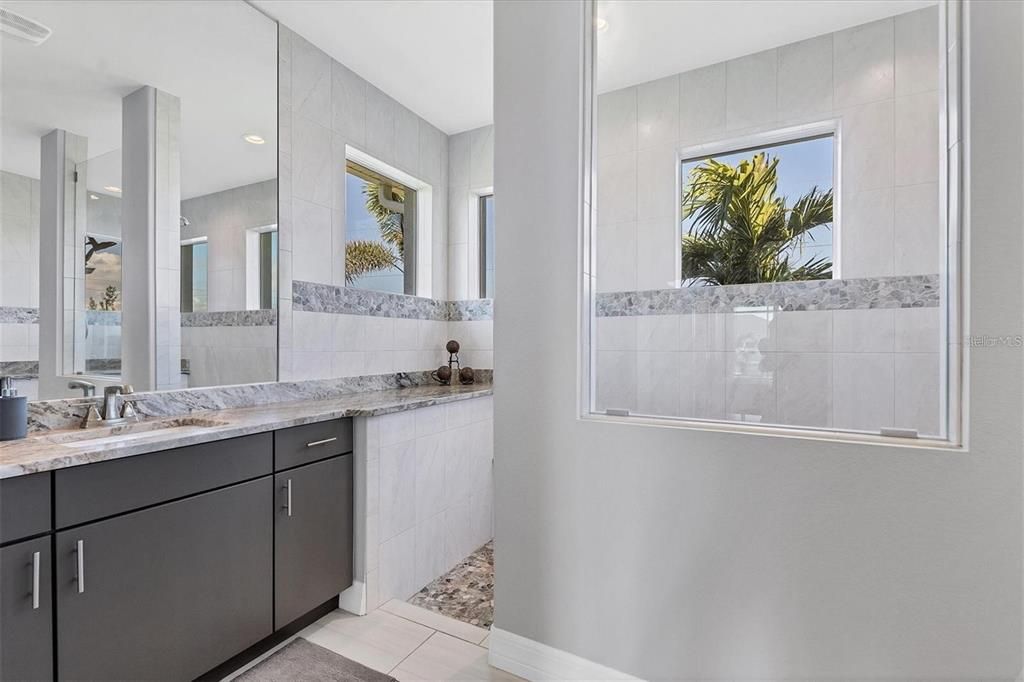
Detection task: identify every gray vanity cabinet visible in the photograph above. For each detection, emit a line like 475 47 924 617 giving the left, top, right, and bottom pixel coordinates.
55 477 274 681
274 454 354 629
0 537 53 681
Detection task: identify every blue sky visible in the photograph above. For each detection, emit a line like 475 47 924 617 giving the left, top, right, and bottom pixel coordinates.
680 135 834 270
346 171 406 294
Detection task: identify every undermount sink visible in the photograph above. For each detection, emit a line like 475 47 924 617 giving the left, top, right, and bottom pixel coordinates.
37 417 229 448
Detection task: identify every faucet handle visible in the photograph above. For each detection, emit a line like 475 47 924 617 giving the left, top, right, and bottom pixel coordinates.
122 385 134 395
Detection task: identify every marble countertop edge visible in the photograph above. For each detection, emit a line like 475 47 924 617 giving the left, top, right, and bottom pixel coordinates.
0 383 492 479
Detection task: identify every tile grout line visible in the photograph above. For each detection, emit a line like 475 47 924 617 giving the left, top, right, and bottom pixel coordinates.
382 601 490 646
387 629 439 675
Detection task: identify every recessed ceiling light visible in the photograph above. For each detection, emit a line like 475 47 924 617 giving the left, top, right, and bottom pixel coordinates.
89 194 99 200
243 134 266 145
595 17 608 32
103 186 121 193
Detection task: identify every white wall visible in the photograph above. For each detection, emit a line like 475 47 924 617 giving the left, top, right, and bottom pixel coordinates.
0 171 41 393
181 179 277 311
597 6 940 290
493 1 1021 679
279 26 452 380
448 125 494 300
357 397 494 611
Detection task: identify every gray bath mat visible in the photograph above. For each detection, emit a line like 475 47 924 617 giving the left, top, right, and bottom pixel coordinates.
233 637 397 682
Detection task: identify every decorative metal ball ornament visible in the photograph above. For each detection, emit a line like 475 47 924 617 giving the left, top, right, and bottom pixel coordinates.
446 340 460 354
431 365 453 385
459 367 475 385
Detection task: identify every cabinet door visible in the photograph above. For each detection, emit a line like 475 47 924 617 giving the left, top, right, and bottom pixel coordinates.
0 537 52 681
275 454 353 629
56 478 273 681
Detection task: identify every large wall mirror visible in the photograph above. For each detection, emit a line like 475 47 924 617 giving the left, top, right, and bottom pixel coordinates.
0 0 278 400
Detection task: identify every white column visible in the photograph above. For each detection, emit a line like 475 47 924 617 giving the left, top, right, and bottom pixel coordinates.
38 129 88 398
121 86 182 391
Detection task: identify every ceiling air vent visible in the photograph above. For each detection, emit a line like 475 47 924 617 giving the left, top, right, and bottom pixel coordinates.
0 7 52 46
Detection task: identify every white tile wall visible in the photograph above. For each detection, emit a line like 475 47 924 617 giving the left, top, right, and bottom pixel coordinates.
592 7 945 437
596 306 942 436
280 26 454 380
181 325 277 387
596 6 941 290
1 171 42 378
361 396 494 608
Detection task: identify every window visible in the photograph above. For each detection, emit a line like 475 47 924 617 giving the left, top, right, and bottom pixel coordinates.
589 4 958 443
180 239 208 313
679 130 835 287
84 234 122 311
245 225 278 310
345 160 416 295
479 194 495 298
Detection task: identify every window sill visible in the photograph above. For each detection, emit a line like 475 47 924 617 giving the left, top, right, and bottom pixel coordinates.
579 411 965 453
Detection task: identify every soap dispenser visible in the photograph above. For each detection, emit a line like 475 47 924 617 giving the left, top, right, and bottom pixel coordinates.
0 376 28 440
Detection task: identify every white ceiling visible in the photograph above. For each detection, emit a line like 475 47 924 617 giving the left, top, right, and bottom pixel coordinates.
252 0 494 136
1 0 937 196
0 0 276 199
595 0 938 94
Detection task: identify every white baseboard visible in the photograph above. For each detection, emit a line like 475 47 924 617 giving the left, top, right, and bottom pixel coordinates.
488 627 642 681
337 580 366 615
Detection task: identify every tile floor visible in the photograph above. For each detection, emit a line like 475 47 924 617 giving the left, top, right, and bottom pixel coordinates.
224 600 521 681
409 541 494 628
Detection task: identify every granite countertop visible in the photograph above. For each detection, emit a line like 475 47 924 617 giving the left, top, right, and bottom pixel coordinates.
0 383 491 479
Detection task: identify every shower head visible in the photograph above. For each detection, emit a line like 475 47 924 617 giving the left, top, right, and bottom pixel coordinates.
180 216 191 229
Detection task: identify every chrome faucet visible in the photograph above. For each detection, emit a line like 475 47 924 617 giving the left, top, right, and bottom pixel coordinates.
67 379 96 397
82 384 138 428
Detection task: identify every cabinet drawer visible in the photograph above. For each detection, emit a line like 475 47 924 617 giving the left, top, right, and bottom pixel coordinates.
0 473 51 543
274 419 352 471
56 433 272 528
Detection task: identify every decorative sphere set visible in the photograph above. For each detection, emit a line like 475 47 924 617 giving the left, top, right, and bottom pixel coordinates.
431 339 474 385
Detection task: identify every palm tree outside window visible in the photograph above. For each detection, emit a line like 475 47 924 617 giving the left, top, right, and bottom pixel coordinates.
345 160 416 295
679 133 834 286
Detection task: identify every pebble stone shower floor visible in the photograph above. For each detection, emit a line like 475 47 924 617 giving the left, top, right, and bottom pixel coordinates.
408 541 494 628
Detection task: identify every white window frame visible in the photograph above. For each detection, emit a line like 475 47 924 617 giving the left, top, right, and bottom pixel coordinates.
345 146 433 297
469 186 494 299
675 119 842 285
245 224 277 310
582 1 964 448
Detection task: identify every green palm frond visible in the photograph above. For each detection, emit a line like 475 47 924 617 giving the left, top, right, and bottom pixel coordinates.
345 240 401 284
362 182 405 256
680 152 833 285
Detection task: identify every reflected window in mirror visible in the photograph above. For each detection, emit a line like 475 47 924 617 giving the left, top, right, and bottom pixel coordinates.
479 194 495 298
84 235 121 312
344 160 416 295
246 226 278 310
180 239 209 313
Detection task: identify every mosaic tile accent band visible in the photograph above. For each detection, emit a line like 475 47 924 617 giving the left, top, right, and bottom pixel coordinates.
0 361 38 378
26 368 493 433
181 310 278 327
293 280 494 321
596 274 941 317
448 298 493 322
85 310 121 326
0 306 39 324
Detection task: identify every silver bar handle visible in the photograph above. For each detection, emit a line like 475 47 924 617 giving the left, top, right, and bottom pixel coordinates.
305 437 337 448
284 479 292 517
74 540 85 593
31 551 40 609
